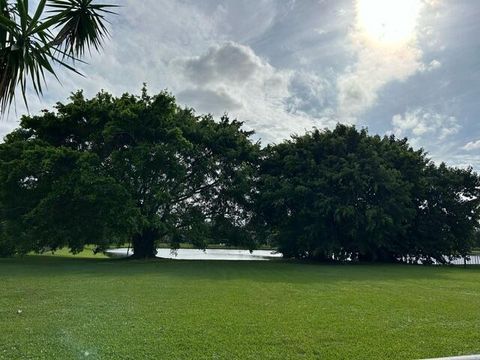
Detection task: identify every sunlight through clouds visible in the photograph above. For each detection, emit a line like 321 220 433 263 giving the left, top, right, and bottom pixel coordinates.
356 0 422 46
336 0 426 120
1 0 478 170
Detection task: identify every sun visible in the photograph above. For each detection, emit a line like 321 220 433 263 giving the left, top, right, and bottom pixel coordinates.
356 0 422 45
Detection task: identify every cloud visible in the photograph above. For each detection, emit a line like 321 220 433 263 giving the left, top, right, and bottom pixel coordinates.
285 71 335 118
2 3 334 145
175 41 332 143
178 42 270 86
0 120 17 141
389 108 476 171
175 41 291 115
335 0 442 120
337 42 423 119
445 154 480 171
391 108 460 140
420 59 442 72
462 140 480 151
388 109 465 170
0 0 476 176
178 88 242 113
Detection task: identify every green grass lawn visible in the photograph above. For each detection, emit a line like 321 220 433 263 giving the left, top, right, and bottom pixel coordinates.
1 254 479 360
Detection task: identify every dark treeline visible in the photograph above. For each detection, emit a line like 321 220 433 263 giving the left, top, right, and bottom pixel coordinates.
1 90 479 263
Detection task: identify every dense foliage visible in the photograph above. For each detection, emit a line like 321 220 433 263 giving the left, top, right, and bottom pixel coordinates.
0 90 479 262
475 230 480 248
255 126 480 263
0 88 260 257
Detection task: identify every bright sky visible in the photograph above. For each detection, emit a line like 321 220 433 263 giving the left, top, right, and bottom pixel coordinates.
2 0 480 170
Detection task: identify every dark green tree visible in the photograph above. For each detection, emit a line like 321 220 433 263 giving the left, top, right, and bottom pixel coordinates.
407 163 480 263
474 229 480 249
255 125 414 261
0 88 260 258
255 124 480 263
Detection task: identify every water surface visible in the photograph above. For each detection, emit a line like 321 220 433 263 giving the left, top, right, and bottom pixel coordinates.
105 248 480 265
105 248 282 261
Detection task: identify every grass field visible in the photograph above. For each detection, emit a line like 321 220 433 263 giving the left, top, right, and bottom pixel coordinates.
1 254 480 359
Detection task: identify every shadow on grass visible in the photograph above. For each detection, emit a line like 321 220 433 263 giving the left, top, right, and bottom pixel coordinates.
1 253 478 285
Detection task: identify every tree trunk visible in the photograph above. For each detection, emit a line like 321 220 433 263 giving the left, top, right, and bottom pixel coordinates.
131 228 158 259
358 249 397 263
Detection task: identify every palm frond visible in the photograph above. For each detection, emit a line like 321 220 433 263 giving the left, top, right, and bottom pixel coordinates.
0 0 71 112
0 0 116 114
47 0 117 57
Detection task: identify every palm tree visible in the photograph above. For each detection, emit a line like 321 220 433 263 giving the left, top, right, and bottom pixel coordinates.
0 0 116 113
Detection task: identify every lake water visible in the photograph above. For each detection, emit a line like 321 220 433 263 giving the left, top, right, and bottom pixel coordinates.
105 248 480 265
446 255 480 266
105 248 283 261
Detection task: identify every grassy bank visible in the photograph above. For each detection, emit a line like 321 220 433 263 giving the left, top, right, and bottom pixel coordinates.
1 255 479 359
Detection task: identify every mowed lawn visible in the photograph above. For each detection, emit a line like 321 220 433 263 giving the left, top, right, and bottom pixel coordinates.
1 254 480 360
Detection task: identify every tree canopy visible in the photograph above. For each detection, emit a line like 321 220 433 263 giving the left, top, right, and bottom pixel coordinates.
0 88 260 258
255 125 480 263
0 90 479 263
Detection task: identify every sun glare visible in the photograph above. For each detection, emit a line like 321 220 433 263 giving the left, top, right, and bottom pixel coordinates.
356 0 422 45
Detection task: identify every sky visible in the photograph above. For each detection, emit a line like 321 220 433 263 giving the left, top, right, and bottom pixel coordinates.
2 0 480 170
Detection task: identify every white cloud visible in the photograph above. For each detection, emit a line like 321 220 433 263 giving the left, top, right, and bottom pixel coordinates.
3 0 223 131
391 109 460 140
285 71 335 118
462 140 480 151
337 41 423 120
389 108 476 171
2 2 330 144
420 59 442 72
178 42 273 86
175 41 291 116
175 41 332 143
0 0 476 174
445 154 480 171
336 0 442 120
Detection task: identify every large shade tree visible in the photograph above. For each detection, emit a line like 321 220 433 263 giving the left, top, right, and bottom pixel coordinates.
255 125 480 263
0 0 115 112
255 125 415 261
0 88 260 258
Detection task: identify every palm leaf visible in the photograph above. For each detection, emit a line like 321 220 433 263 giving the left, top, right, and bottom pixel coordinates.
0 0 116 114
47 0 117 57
